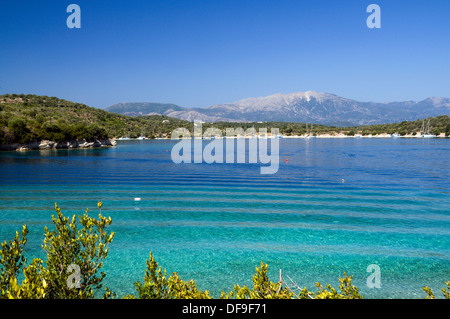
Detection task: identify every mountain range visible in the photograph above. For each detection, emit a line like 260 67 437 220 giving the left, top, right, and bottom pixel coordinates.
106 91 450 126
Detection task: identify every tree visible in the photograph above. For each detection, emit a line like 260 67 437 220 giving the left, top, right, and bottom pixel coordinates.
7 118 32 144
35 113 45 125
423 282 450 299
346 130 355 136
41 123 65 142
0 203 115 299
70 124 89 140
221 261 293 299
312 272 362 299
6 258 47 299
42 203 115 298
221 262 362 299
131 252 212 299
86 125 108 140
0 225 29 297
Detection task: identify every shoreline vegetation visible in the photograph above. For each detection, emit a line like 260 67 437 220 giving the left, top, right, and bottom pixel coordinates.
1 94 449 152
1 203 448 299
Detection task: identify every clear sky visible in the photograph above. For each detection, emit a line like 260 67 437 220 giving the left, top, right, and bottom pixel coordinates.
1 0 449 109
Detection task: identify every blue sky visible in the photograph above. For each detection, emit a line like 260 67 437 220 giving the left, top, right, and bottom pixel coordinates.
1 0 449 109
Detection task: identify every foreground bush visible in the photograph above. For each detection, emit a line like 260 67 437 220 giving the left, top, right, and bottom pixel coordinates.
128 252 212 299
0 203 114 299
0 204 448 299
423 283 450 299
219 262 362 299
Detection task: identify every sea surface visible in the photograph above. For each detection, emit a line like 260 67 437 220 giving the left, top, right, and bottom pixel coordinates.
0 138 449 298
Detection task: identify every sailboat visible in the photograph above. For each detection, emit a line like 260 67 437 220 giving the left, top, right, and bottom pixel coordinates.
422 119 436 138
117 128 131 140
305 123 315 139
309 123 316 138
305 123 310 139
137 129 147 140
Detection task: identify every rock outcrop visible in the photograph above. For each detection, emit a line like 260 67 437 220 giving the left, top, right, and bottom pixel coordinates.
0 138 117 152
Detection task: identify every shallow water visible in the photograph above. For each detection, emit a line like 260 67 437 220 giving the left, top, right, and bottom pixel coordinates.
0 138 449 298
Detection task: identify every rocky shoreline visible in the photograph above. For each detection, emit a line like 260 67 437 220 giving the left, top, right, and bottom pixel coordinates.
0 138 117 152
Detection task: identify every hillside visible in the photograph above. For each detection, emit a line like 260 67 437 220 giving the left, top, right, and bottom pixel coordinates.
204 116 450 137
1 94 449 149
0 94 192 145
107 102 184 117
107 91 450 126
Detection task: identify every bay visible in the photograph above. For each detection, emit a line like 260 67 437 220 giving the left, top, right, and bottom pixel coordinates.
0 138 449 298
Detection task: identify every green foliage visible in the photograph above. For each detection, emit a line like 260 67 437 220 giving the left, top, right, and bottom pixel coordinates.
445 282 450 299
7 259 46 299
346 130 355 136
42 203 115 299
423 286 435 299
221 262 293 299
221 262 362 299
358 116 450 136
39 123 65 142
311 272 362 299
0 94 194 144
7 118 32 144
0 225 29 297
132 252 212 299
423 282 450 299
0 203 114 299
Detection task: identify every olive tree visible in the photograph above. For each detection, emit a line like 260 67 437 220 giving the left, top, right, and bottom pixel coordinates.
0 202 115 299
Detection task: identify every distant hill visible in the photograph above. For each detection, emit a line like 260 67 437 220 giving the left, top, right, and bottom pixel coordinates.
107 102 184 117
107 91 450 126
1 94 448 148
0 94 191 145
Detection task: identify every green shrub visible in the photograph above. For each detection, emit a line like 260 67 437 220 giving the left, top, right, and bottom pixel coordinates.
42 203 115 298
423 282 450 299
0 203 115 299
86 125 108 140
0 129 5 144
131 252 212 299
0 225 29 296
221 262 362 299
7 118 32 144
221 261 294 299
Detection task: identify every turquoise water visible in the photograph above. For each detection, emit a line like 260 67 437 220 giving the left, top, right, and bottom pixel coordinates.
0 138 449 298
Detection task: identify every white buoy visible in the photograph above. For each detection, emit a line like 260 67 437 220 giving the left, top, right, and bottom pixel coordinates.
134 198 141 201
